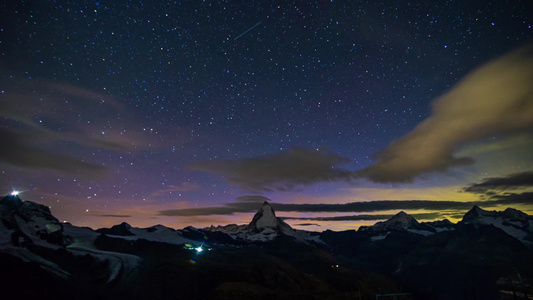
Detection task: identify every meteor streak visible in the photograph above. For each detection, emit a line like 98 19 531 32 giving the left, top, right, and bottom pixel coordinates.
233 22 262 41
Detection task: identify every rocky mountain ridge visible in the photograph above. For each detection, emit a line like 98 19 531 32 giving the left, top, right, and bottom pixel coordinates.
1 194 532 300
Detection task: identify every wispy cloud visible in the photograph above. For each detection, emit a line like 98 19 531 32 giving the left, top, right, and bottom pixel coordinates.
0 127 108 178
236 195 272 202
281 212 443 222
0 80 134 177
489 192 533 205
158 206 251 217
144 182 199 202
357 44 533 182
463 172 533 194
189 148 351 191
158 199 483 217
89 213 132 218
158 191 533 217
189 45 533 189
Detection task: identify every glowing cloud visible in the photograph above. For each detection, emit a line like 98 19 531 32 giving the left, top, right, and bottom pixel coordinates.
357 44 533 182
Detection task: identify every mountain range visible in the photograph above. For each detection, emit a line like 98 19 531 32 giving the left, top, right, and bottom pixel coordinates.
1 194 532 299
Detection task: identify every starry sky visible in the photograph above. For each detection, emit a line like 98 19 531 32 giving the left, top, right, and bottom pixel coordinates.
1 0 532 231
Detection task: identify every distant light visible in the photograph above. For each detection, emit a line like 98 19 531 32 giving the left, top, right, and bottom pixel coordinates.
196 246 203 253
11 190 20 196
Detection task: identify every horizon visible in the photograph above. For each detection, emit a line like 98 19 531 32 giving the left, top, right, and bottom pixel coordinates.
1 1 532 232
4 192 531 232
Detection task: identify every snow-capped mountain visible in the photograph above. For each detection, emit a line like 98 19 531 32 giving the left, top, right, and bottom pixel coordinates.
2 194 533 300
461 205 533 244
421 219 456 232
0 194 142 283
95 222 195 245
359 211 437 239
0 194 64 249
207 201 303 242
247 201 298 237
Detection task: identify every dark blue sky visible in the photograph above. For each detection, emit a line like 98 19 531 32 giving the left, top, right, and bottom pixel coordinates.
1 0 532 230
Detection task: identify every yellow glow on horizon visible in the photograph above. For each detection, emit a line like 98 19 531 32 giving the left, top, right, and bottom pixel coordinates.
19 186 533 232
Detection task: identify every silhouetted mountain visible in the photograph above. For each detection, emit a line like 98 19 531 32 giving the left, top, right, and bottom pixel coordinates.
206 201 307 242
96 222 135 236
0 194 64 247
461 205 533 245
397 223 533 300
1 195 532 300
359 211 437 239
422 218 456 232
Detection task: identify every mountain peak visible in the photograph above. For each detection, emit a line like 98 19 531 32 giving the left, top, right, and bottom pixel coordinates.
360 211 437 236
96 222 134 236
502 207 528 218
460 206 532 243
0 195 64 247
248 201 278 230
244 201 300 239
462 205 496 222
386 211 418 227
0 194 23 210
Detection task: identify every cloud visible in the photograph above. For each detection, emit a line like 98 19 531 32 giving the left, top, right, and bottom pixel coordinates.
90 214 132 218
456 134 533 157
189 148 351 191
158 192 533 218
0 127 107 178
489 192 533 206
159 199 481 217
0 80 135 177
158 206 252 217
357 44 533 183
281 212 443 222
464 172 533 194
236 195 272 202
144 183 199 202
188 45 533 189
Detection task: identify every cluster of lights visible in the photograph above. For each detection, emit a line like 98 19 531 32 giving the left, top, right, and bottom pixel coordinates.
11 190 20 196
184 244 211 253
183 244 212 265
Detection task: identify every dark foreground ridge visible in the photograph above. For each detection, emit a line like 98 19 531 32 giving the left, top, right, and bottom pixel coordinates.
1 194 532 300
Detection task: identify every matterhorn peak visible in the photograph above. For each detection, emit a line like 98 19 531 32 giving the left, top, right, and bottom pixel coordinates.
248 201 278 230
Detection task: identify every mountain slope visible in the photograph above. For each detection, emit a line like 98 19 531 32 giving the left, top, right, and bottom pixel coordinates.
207 201 304 242
461 205 533 244
397 223 533 300
359 211 437 240
2 195 533 300
0 194 143 286
0 194 64 249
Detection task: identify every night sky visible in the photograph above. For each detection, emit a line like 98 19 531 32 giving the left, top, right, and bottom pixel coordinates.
1 0 532 231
